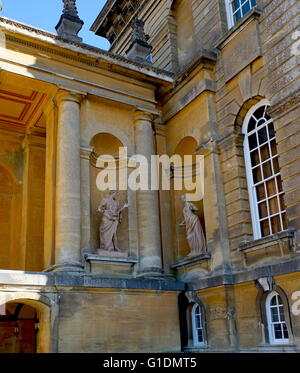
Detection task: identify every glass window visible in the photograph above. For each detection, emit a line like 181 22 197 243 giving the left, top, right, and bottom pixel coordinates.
192 304 205 347
266 292 290 345
243 103 288 239
226 0 257 28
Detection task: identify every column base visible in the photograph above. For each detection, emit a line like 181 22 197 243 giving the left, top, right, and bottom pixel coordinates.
44 261 84 274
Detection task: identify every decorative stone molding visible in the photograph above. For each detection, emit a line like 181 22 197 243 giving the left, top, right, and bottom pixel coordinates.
239 230 297 267
256 277 275 292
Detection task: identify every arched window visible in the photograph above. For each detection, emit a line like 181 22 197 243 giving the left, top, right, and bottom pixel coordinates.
266 292 290 345
225 0 257 28
191 304 205 347
243 101 288 239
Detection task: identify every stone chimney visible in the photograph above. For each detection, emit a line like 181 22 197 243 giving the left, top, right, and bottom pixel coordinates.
126 19 152 64
56 0 84 43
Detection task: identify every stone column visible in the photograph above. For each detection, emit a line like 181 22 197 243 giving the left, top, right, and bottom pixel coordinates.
134 110 162 276
80 146 92 254
51 90 84 272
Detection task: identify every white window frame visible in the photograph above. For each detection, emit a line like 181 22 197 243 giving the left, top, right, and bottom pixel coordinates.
266 291 290 345
242 100 287 240
191 304 205 347
225 0 257 29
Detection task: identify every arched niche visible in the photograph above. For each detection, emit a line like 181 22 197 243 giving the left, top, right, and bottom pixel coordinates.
171 137 207 260
0 294 53 353
0 164 22 270
171 0 197 69
89 133 130 253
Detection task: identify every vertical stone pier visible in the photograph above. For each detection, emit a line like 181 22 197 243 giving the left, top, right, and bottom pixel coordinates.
134 110 162 276
50 90 84 272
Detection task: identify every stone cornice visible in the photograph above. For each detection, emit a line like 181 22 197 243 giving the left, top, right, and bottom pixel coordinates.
268 91 300 119
0 16 174 83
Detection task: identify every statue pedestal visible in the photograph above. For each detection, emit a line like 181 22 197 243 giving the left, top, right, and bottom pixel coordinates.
171 253 212 282
96 249 128 258
84 252 138 278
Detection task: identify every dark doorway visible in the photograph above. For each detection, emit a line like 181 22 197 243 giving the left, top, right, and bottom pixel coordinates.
0 303 39 353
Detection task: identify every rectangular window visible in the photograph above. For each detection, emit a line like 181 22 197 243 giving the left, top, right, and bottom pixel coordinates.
225 0 257 28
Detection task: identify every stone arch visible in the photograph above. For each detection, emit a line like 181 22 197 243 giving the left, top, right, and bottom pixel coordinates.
170 0 197 70
234 95 265 132
256 282 294 345
178 291 208 351
89 133 130 253
170 136 207 261
0 293 54 353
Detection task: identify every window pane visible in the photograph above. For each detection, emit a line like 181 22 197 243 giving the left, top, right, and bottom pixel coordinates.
251 150 260 165
260 144 270 162
271 295 278 306
268 122 276 139
250 0 256 7
274 324 283 339
258 127 268 145
283 324 289 339
270 140 277 156
271 307 279 322
266 179 276 197
271 215 281 233
260 219 270 237
273 157 280 174
234 9 242 22
232 0 240 11
252 166 262 183
242 2 251 15
282 213 288 230
269 197 279 215
277 176 283 192
279 194 285 210
263 161 273 179
248 117 257 132
248 133 258 150
197 330 203 343
253 106 265 120
256 183 265 201
258 201 268 219
279 306 285 322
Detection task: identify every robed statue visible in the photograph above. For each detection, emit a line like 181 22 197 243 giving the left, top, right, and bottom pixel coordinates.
179 195 207 256
97 191 128 252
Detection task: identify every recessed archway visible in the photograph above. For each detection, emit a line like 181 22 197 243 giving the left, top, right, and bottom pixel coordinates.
0 294 53 353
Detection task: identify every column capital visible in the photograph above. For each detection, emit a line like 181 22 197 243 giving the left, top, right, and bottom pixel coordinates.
55 88 86 105
134 109 154 123
80 146 93 160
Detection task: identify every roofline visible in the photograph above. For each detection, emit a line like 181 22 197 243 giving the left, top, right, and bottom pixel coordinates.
0 16 174 83
90 0 118 33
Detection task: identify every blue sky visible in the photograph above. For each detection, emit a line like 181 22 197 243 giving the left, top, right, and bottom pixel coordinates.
1 0 110 50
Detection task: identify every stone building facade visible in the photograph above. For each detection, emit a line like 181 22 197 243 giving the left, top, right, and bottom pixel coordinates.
0 0 299 352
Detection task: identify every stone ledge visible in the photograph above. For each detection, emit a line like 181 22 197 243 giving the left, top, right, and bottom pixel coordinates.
239 230 296 251
172 254 211 270
239 230 296 267
85 253 138 264
188 257 300 291
0 270 185 291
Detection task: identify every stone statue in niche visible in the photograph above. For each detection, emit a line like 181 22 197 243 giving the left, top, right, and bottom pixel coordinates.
96 191 128 254
179 195 207 257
